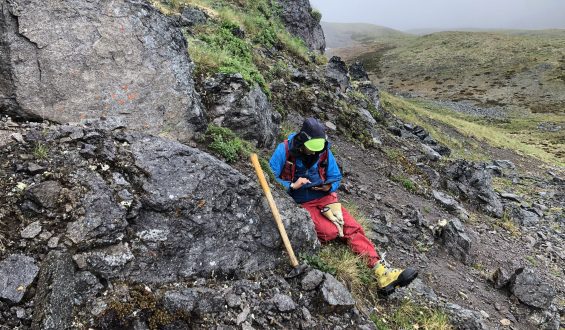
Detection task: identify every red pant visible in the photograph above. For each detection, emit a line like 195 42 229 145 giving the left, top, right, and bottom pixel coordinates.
301 193 380 268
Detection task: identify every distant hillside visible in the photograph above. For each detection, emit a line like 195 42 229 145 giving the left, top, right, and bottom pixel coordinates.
339 29 565 114
321 22 410 49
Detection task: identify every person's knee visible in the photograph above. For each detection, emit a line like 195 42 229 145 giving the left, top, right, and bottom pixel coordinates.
316 226 339 242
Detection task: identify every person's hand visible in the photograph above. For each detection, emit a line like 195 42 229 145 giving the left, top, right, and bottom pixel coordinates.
312 184 331 192
291 177 311 190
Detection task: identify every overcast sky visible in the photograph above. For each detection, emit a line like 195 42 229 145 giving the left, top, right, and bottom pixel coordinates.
310 0 565 31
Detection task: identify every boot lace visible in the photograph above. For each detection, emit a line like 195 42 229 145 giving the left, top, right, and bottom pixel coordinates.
378 252 392 274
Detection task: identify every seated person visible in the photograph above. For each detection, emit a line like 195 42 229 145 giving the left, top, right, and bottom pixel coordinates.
269 117 417 295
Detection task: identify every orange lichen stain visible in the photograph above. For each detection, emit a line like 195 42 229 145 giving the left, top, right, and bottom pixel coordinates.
117 99 126 106
54 104 65 113
111 93 117 100
121 85 129 91
127 93 138 101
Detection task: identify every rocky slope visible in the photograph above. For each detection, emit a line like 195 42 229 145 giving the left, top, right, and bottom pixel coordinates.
0 0 563 329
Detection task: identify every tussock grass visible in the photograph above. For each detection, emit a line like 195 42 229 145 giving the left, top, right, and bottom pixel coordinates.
496 211 521 237
33 142 49 160
381 92 564 166
151 0 313 89
204 124 253 163
302 201 377 299
317 243 377 298
372 300 453 330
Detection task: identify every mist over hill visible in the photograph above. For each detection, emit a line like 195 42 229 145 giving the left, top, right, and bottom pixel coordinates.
321 21 409 48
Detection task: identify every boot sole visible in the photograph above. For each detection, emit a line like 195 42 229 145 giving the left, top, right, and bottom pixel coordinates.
378 268 418 296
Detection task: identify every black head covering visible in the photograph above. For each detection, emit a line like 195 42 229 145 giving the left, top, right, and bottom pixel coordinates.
290 117 328 168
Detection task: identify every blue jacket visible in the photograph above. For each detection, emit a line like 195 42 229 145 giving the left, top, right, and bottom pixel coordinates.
269 133 342 204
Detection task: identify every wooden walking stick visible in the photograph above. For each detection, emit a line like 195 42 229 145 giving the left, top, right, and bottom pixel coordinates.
250 153 299 268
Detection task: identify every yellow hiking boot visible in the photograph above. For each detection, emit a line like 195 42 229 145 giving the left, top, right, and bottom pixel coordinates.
374 260 418 296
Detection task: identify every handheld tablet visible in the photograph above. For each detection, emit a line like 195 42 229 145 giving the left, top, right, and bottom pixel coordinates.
302 179 339 189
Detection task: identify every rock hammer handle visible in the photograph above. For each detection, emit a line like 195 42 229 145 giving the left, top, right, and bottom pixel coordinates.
250 153 299 268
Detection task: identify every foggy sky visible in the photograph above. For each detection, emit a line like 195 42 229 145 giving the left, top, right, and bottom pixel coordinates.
310 0 565 31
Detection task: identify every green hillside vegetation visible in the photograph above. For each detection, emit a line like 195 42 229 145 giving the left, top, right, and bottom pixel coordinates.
324 24 564 167
150 0 325 92
352 30 565 114
381 92 565 167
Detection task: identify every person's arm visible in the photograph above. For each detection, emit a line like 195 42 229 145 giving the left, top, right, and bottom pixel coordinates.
269 143 292 190
325 149 342 192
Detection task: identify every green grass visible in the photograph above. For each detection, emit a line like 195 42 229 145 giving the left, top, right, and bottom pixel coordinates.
316 243 377 297
381 92 565 166
352 30 565 115
205 124 253 163
391 175 417 192
371 300 453 330
265 59 291 82
525 255 538 267
187 24 267 89
301 202 375 298
33 142 49 160
310 8 322 24
496 211 520 237
152 0 313 90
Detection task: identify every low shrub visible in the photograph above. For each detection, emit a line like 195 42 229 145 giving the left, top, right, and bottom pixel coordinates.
205 124 252 163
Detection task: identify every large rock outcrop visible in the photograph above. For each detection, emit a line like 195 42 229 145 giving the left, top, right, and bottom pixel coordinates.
202 73 281 148
0 123 377 328
325 56 351 92
443 160 503 218
0 0 205 139
7 125 318 282
275 0 325 53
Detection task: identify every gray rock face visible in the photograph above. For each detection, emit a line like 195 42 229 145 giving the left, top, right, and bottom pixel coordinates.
441 218 473 265
356 81 382 116
25 181 62 209
510 268 556 309
0 254 39 303
319 274 355 312
66 170 128 249
74 243 135 278
0 0 205 139
21 221 42 239
443 160 503 218
32 251 75 330
124 134 317 282
202 73 281 148
492 267 512 289
444 303 488 330
275 0 325 52
162 289 199 314
349 61 370 81
504 204 540 226
179 6 207 27
432 190 469 220
272 293 296 312
325 56 350 92
301 269 324 290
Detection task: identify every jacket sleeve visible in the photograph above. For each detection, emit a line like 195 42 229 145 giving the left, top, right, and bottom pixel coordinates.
325 149 342 192
269 142 291 190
